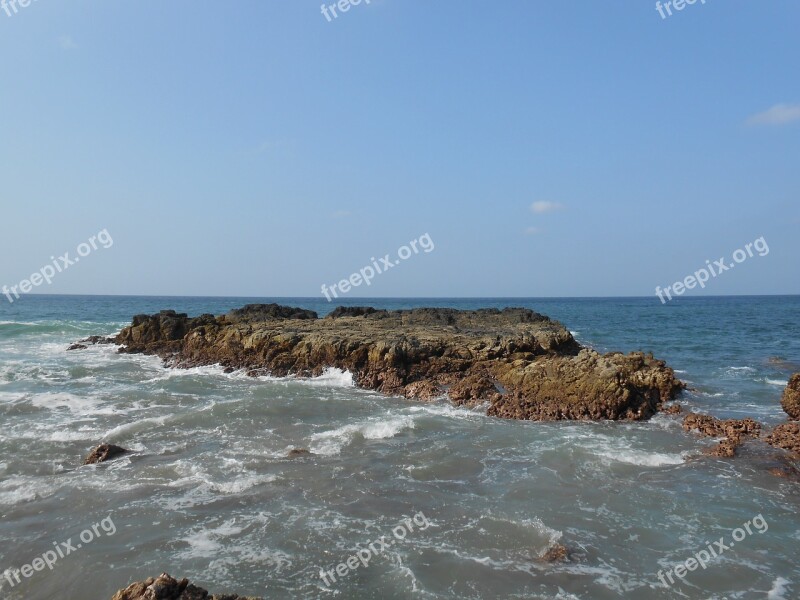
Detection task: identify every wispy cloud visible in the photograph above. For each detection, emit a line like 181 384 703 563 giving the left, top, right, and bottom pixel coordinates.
58 35 77 50
530 201 564 214
747 103 800 126
524 226 541 235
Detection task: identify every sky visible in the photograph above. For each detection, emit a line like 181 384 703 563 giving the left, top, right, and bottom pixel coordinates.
0 0 798 299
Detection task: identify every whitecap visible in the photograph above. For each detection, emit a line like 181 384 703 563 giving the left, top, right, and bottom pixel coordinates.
768 577 791 599
765 378 787 386
310 415 415 455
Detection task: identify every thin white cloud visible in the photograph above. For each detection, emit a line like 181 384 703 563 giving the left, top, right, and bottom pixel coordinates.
58 35 77 50
530 201 564 214
747 103 800 126
524 226 541 235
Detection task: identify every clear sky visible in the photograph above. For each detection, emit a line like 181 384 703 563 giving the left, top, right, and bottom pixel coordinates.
0 0 798 299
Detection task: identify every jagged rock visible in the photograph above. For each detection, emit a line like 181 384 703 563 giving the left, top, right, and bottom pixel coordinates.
84 443 129 465
449 374 499 407
110 305 683 422
404 379 442 400
67 343 88 351
683 413 761 457
662 404 683 415
766 422 800 455
81 335 117 345
287 448 311 457
781 373 800 420
110 573 262 600
325 306 386 319
538 543 571 563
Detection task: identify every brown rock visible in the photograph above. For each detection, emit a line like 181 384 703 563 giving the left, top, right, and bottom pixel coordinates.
683 413 761 458
448 374 498 407
110 573 262 600
538 543 571 563
110 305 683 422
662 404 682 415
766 422 800 455
781 373 800 420
84 443 129 465
287 448 311 457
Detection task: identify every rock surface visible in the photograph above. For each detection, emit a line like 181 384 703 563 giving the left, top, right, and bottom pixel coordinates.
683 413 761 457
781 373 800 420
766 422 800 455
84 443 129 465
111 573 262 600
110 304 683 422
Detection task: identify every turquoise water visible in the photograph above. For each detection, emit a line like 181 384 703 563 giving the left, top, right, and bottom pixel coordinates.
0 295 798 599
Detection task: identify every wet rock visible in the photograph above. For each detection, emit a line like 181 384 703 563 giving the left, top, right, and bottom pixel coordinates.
781 373 800 420
683 413 761 458
84 443 129 465
766 422 800 455
287 448 311 457
80 335 117 345
110 573 262 600
67 343 88 351
110 304 683 422
403 380 442 401
538 543 571 563
662 404 683 415
448 374 499 407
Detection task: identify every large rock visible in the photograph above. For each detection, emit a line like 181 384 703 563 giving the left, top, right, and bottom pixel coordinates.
111 573 262 600
781 373 800 420
766 423 800 455
112 305 683 422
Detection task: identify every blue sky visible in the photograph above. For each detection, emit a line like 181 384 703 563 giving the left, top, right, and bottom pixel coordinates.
0 0 798 299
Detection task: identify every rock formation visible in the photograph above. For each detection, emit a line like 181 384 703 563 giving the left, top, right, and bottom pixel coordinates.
84 443 129 465
682 413 761 458
110 573 261 600
781 373 800 420
107 304 683 422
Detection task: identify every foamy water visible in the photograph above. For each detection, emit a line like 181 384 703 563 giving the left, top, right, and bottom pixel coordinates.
0 296 798 599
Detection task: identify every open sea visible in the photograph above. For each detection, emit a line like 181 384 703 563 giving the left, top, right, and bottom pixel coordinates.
0 295 798 600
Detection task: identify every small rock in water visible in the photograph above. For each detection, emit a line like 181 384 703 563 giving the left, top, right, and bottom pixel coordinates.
287 448 311 457
110 572 262 600
84 443 129 465
67 343 88 351
538 543 571 563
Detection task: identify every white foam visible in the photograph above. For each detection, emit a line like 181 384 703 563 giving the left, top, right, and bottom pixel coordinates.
298 367 354 387
768 577 791 599
103 415 170 440
29 392 115 416
310 415 415 455
766 378 787 386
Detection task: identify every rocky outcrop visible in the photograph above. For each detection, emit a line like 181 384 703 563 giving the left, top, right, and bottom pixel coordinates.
781 373 800 420
111 573 261 600
766 423 800 455
683 413 761 457
84 443 129 465
109 304 683 422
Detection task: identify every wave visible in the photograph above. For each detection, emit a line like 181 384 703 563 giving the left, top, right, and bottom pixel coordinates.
310 415 415 455
765 378 787 386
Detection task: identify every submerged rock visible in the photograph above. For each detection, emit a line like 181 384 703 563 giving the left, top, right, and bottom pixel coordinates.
683 413 761 458
781 373 800 420
67 343 88 351
111 304 683 422
287 448 311 457
84 443 129 465
110 573 262 600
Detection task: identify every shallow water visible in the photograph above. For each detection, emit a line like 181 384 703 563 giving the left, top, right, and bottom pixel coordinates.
0 295 798 599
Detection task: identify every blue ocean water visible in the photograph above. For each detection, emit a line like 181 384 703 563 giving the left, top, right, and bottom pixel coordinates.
0 295 798 599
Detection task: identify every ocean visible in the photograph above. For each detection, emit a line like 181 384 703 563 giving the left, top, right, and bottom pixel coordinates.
0 295 798 599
